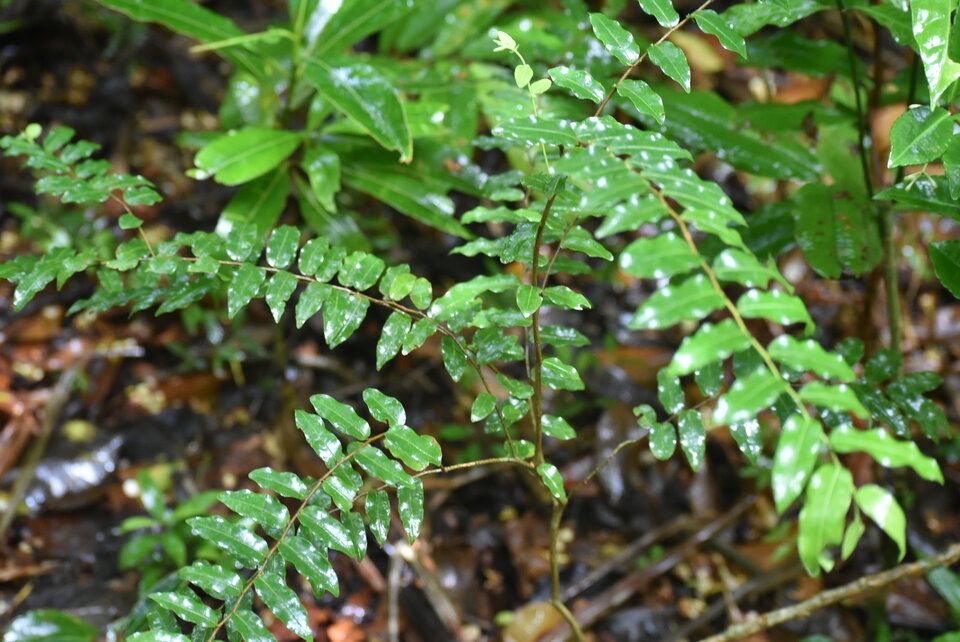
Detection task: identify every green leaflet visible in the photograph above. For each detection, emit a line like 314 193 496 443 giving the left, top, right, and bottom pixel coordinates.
363 388 406 426
737 289 813 333
339 251 385 290
855 484 906 561
3 610 98 642
352 443 409 487
887 105 954 168
300 506 363 559
911 0 960 104
829 425 943 483
793 183 881 278
548 65 606 104
712 248 787 289
149 590 220 627
678 410 705 470
541 414 577 440
178 561 243 601
617 79 665 125
279 534 339 596
767 335 854 381
694 9 746 58
648 420 677 460
930 239 960 299
376 310 411 370
730 420 762 464
188 515 268 569
254 556 313 641
668 319 752 376
589 12 640 66
798 464 854 575
638 0 679 27
323 288 369 347
536 463 567 502
249 467 309 499
648 41 690 92
265 225 300 269
365 489 391 546
516 284 543 316
657 369 685 415
398 478 424 541
771 414 824 513
194 127 301 185
384 424 442 469
304 57 412 161
296 410 341 465
798 382 869 418
714 368 786 425
219 489 289 538
309 394 370 440
619 232 701 280
630 273 726 330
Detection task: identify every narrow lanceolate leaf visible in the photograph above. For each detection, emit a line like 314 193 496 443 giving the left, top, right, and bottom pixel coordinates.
767 335 855 381
829 425 943 483
798 464 854 575
384 424 442 470
536 463 567 502
149 591 220 627
194 128 301 186
310 394 370 440
363 388 406 426
771 414 824 513
323 288 369 347
365 489 391 546
339 251 385 291
227 263 266 319
617 79 665 125
516 284 543 317
295 281 330 328
178 561 243 601
911 0 960 104
619 232 700 279
266 225 300 269
279 535 339 596
630 273 725 330
737 289 813 332
548 66 606 103
639 0 679 26
855 485 906 560
589 12 640 65
398 478 424 541
713 248 789 288
714 368 786 425
798 382 869 418
188 515 267 569
305 57 412 161
542 414 577 440
888 106 954 168
694 9 747 58
296 409 342 464
678 410 706 470
648 41 691 92
219 489 289 538
249 467 308 500
668 319 752 376
255 556 313 641
265 271 298 323
376 311 411 370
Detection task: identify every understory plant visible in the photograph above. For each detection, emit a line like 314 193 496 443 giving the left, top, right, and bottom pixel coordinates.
2 0 959 639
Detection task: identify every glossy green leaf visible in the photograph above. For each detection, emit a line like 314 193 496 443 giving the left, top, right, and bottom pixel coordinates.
865 349 902 384
730 420 761 464
339 251 385 291
798 464 854 575
323 288 369 347
516 284 543 317
589 12 640 65
548 66 606 103
541 357 585 391
195 128 300 186
657 369 685 415
310 394 370 440
3 610 99 642
829 425 943 482
226 608 274 642
842 512 866 562
851 384 909 437
930 240 960 299
440 335 467 382
712 249 785 289
279 534 339 596
301 506 361 558
305 57 411 161
639 0 679 27
266 225 300 269
878 177 960 222
227 264 265 319
255 556 313 641
376 310 411 370
629 273 725 330
793 183 881 278
668 319 752 376
264 271 298 323
683 208 746 249
493 116 578 147
855 485 906 560
542 286 591 311
737 289 813 332
695 360 724 398
911 0 960 104
301 145 341 211
398 478 424 541
694 9 746 57
150 591 219 627
767 335 855 381
224 222 262 263
365 489 391 546
363 388 405 426
619 231 700 279
677 410 706 470
514 63 534 88
249 467 308 500
353 443 409 487
648 420 677 459
542 414 576 440
888 106 954 167
178 561 243 601
295 281 330 328
188 515 267 569
310 0 411 56
400 317 437 355
888 378 950 440
714 367 786 425
219 489 289 538
536 463 567 502
648 41 690 92
617 79 665 125
798 382 869 418
471 392 498 421
384 424 441 470
299 238 344 281
430 274 517 321
771 414 824 513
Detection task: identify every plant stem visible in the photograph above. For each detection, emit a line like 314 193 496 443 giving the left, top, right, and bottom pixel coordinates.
529 192 558 467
